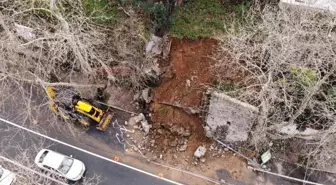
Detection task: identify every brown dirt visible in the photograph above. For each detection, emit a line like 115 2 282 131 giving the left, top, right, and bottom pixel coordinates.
149 37 217 155
154 38 217 108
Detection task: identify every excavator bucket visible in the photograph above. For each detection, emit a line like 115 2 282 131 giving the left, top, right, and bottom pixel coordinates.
96 108 114 131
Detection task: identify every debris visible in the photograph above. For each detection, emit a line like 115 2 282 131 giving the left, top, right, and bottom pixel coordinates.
128 113 145 126
200 158 206 163
145 34 163 55
169 140 178 147
224 148 229 152
124 121 128 126
179 144 188 152
141 120 152 134
186 79 191 87
277 124 320 140
220 179 226 185
205 91 257 142
126 134 130 138
194 146 207 158
159 154 163 159
261 150 272 165
142 88 153 104
133 92 141 102
15 23 36 40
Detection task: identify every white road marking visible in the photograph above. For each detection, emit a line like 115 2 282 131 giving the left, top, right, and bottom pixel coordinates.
0 155 68 185
0 117 183 185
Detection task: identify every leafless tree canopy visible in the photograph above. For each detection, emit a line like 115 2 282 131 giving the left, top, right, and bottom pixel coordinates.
215 4 336 170
0 0 154 90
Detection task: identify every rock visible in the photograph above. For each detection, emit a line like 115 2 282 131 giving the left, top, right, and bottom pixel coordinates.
269 142 273 147
200 158 206 163
126 134 130 138
15 24 36 40
157 129 163 135
170 125 186 136
124 121 128 126
182 129 191 137
128 113 145 126
173 154 178 159
145 34 163 55
194 146 207 158
141 120 152 134
169 140 178 147
142 88 152 104
210 145 215 151
204 126 213 138
224 148 229 152
159 154 163 159
179 144 188 152
220 179 226 185
133 92 141 102
186 79 191 87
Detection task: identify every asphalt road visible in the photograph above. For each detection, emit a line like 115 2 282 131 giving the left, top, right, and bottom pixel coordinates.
0 120 178 185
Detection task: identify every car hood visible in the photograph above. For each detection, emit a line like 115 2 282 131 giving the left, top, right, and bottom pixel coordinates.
0 170 15 185
65 160 84 180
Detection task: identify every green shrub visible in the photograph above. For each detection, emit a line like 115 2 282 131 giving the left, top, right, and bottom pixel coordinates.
171 0 251 39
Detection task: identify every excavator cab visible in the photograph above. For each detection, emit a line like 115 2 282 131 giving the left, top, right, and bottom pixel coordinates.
47 86 113 131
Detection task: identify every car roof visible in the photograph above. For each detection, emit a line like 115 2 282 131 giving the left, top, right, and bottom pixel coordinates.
37 149 64 169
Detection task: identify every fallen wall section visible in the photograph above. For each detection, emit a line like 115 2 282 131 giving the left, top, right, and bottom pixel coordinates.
205 91 258 142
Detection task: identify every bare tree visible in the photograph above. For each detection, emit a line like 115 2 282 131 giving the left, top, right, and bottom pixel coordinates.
215 4 336 170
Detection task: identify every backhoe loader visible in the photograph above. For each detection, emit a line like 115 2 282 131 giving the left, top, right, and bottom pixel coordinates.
46 86 113 131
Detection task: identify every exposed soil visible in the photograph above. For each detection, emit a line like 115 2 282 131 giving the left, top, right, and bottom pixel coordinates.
149 38 217 155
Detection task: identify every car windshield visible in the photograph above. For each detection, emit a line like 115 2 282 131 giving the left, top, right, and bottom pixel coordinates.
0 168 3 178
58 157 74 174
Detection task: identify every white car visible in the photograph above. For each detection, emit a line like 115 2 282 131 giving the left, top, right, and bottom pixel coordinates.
34 149 85 181
0 166 16 185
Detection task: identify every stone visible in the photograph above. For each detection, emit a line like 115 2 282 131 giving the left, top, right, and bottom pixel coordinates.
194 146 207 158
142 88 152 104
200 158 206 163
145 34 163 55
204 126 213 138
186 79 191 87
220 179 226 185
179 144 188 152
182 129 191 137
128 113 145 126
124 121 128 126
169 140 178 147
159 154 163 159
224 148 229 152
141 120 152 134
133 92 141 102
126 134 130 138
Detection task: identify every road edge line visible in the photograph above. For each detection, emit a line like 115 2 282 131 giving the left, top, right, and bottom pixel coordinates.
0 117 183 185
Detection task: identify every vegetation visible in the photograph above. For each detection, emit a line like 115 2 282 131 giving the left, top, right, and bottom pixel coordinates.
171 0 250 38
83 0 124 24
215 3 336 170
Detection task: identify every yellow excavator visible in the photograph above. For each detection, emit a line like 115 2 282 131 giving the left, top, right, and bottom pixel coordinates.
47 86 114 131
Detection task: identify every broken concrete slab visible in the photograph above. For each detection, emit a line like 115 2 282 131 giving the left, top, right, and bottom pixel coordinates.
280 0 336 12
141 120 152 134
128 113 145 126
277 124 320 140
205 91 258 142
194 146 207 158
145 34 163 55
142 88 153 104
15 23 36 40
